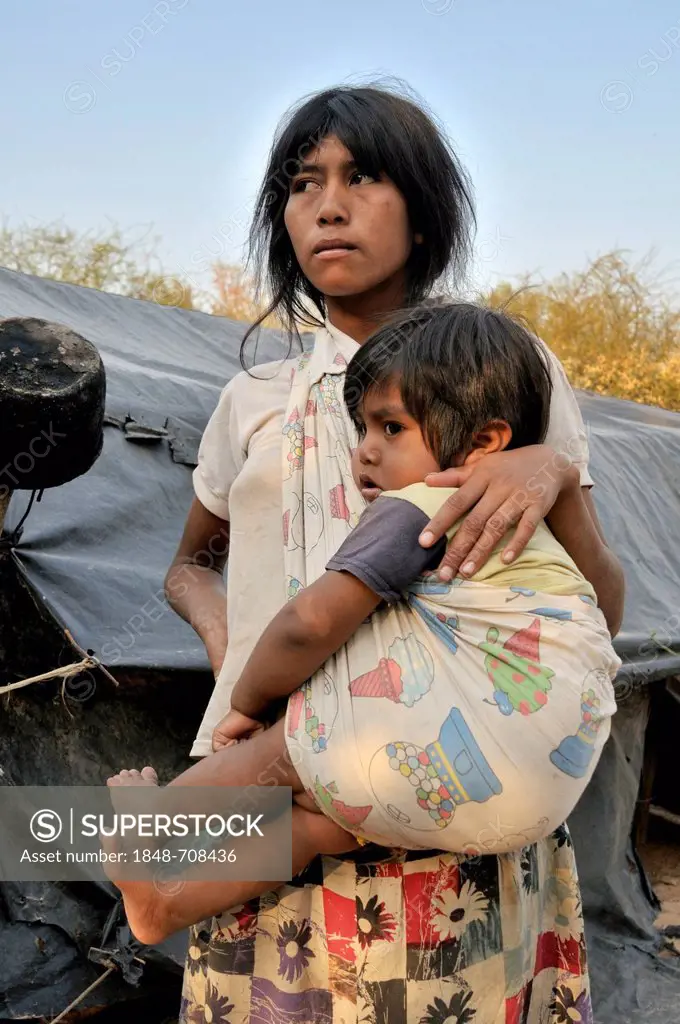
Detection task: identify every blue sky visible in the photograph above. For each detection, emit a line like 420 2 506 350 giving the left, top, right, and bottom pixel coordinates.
2 0 679 294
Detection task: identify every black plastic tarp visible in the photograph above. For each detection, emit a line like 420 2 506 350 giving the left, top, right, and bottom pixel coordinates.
0 266 289 674
1 265 679 681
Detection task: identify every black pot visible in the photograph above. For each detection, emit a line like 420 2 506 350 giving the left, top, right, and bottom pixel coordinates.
0 317 106 491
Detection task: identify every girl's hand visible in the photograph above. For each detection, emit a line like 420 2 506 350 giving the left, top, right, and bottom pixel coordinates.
418 445 577 580
212 709 264 752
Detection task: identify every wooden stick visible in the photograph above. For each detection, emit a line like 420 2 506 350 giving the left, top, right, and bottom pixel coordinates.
0 490 12 534
64 628 119 688
649 804 680 828
47 966 116 1024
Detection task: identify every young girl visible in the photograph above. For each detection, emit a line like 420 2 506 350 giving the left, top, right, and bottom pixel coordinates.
109 85 624 1023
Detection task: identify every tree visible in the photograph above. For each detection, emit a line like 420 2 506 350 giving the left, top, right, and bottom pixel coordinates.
482 251 680 411
0 219 196 309
0 219 276 323
209 262 279 326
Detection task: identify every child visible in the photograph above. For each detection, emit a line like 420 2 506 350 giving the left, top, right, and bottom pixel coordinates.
113 303 619 857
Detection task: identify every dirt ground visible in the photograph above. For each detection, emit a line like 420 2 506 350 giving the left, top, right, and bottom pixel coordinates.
641 840 680 947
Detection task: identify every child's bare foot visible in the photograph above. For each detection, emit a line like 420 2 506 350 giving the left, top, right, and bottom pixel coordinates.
107 766 159 787
104 767 160 867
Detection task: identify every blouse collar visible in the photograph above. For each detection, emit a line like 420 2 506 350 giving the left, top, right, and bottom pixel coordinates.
305 318 360 386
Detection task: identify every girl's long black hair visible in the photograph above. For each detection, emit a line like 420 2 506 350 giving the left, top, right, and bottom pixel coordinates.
241 82 476 369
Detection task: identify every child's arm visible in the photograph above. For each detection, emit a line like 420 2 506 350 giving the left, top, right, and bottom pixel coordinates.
230 572 381 722
228 490 443 728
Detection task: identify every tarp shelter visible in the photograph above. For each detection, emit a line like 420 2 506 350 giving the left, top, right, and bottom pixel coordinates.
0 266 679 1022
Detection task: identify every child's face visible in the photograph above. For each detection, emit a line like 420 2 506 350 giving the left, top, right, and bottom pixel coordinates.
351 383 440 502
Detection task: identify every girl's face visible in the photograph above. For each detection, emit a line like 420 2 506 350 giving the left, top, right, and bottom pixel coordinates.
284 135 414 302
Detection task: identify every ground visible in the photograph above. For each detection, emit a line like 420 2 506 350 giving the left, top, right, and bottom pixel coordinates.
641 840 680 950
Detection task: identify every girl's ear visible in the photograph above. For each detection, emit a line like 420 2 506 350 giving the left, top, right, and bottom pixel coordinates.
413 232 424 244
463 420 513 465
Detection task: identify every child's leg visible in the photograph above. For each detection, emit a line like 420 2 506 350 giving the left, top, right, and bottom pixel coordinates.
104 805 358 944
105 732 358 943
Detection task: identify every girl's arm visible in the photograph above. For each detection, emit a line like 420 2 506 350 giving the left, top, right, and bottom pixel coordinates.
164 497 230 676
230 572 381 721
547 471 625 635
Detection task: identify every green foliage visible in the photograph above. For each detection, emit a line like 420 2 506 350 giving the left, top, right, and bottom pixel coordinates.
0 219 195 308
482 252 680 411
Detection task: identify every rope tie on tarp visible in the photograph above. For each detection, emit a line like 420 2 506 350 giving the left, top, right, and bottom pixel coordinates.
0 655 97 696
0 628 119 699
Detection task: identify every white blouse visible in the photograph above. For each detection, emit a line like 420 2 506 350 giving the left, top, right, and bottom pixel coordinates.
190 321 592 757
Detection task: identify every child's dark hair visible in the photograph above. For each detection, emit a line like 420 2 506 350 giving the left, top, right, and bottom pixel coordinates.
241 83 475 368
343 303 553 468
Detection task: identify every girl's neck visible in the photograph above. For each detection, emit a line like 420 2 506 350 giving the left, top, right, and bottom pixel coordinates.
324 275 408 344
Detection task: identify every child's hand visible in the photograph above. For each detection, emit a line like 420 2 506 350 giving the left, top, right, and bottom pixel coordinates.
419 446 578 580
212 710 264 751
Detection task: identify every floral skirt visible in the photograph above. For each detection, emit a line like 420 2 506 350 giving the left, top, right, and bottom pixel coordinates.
179 825 591 1024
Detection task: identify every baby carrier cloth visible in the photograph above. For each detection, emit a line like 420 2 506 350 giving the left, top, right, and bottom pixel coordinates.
281 326 619 854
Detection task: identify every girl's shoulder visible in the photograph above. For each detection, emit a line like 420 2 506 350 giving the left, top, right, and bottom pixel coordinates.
226 354 300 402
218 355 299 429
